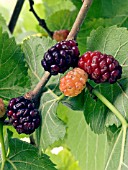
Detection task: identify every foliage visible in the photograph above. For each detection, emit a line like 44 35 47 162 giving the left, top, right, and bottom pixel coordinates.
0 0 128 170
2 129 57 170
46 147 80 170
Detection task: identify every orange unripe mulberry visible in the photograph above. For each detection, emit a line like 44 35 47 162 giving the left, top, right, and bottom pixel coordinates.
59 68 88 97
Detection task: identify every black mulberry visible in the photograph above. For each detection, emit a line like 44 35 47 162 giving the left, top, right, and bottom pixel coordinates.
6 96 40 134
41 40 80 75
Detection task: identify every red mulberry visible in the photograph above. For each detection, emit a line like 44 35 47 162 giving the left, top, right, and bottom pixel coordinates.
78 51 122 84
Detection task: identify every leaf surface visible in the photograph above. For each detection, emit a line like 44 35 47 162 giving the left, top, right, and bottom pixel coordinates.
22 36 56 88
105 127 128 170
0 28 30 100
42 0 75 18
39 78 66 150
3 137 57 170
46 10 76 31
0 13 9 33
58 103 108 170
58 104 128 170
72 0 128 18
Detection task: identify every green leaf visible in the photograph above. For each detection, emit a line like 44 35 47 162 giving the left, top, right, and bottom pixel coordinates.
58 103 108 170
61 91 85 111
46 10 77 31
71 0 82 10
72 0 128 18
42 0 75 18
46 147 80 170
58 103 128 170
0 28 30 100
84 26 128 133
22 36 56 88
3 126 28 139
83 86 108 134
87 26 128 58
89 0 128 18
39 80 66 150
0 13 9 33
77 17 127 54
71 0 128 54
105 126 128 170
3 137 57 170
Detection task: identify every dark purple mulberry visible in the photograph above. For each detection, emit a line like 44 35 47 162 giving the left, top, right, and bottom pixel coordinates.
6 96 40 134
41 40 80 75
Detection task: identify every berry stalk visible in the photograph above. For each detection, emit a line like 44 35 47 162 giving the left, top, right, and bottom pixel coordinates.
57 94 65 101
0 121 6 169
86 82 127 126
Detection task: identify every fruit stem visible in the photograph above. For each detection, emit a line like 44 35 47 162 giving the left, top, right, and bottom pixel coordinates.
0 121 6 169
66 0 93 40
57 94 65 101
8 0 25 33
30 135 36 146
86 82 127 126
3 120 11 126
24 71 51 101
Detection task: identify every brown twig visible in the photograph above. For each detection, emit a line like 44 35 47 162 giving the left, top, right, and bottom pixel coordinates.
24 71 51 101
28 0 53 38
66 0 93 40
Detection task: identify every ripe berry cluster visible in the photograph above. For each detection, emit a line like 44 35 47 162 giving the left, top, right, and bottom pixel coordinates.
78 51 122 84
6 96 40 134
41 40 80 75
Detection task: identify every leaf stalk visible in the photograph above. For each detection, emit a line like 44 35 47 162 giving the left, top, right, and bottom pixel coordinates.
118 124 127 170
87 82 128 126
0 121 6 170
57 94 65 101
